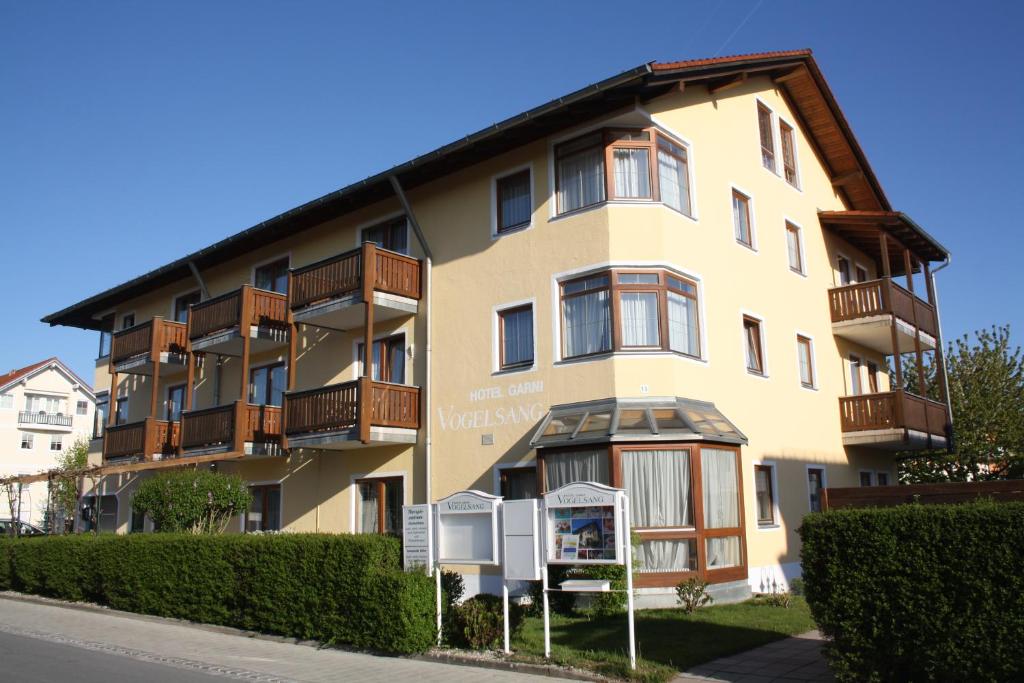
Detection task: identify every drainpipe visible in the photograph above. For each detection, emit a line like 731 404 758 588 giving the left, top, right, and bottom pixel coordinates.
929 256 954 449
389 176 434 504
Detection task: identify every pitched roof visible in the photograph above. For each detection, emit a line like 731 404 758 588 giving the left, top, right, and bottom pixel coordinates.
0 357 94 397
42 49 948 331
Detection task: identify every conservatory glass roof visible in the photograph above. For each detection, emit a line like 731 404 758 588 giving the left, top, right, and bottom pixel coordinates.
529 397 747 448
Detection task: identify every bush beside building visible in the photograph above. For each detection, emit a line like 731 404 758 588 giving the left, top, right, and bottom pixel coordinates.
800 501 1024 682
0 533 435 654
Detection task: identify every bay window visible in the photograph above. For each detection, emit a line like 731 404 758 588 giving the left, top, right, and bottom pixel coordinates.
555 127 692 216
561 269 701 361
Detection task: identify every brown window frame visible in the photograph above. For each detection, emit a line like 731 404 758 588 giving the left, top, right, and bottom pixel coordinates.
732 190 754 248
754 463 776 526
785 222 804 274
357 333 407 384
248 361 286 406
807 467 825 513
498 304 534 371
849 354 863 395
246 483 281 532
779 120 798 186
166 383 186 421
499 466 538 500
253 257 290 295
867 361 880 393
97 314 115 359
114 397 129 425
554 127 691 216
356 476 403 536
361 216 409 255
495 169 532 234
538 443 747 587
743 316 765 375
559 268 701 361
173 290 201 324
757 102 776 171
797 335 814 388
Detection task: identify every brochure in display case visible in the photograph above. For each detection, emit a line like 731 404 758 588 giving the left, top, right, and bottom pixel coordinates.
544 482 625 565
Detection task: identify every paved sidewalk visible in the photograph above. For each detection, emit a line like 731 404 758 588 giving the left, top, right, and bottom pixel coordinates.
0 595 552 682
675 630 832 682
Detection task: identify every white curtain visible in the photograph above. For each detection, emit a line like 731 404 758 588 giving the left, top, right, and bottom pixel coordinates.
668 291 699 356
636 539 695 573
706 536 741 569
622 449 692 527
503 309 533 366
619 292 659 347
613 148 650 198
733 195 750 243
564 291 611 357
558 148 605 212
544 449 610 490
657 149 690 213
501 178 531 228
702 448 739 529
360 483 379 533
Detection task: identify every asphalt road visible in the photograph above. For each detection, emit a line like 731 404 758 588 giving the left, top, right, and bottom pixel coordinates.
0 630 240 683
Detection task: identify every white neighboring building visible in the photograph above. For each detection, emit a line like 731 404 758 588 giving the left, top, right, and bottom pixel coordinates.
0 358 95 527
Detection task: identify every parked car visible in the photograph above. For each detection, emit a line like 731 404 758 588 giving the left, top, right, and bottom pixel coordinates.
0 519 46 537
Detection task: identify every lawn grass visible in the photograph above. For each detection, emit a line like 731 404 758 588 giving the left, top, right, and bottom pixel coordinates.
509 597 816 682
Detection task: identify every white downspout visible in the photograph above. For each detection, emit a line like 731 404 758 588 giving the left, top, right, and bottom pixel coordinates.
930 256 953 441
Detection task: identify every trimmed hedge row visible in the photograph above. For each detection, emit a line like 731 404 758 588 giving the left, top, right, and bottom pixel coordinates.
799 500 1024 682
0 533 435 654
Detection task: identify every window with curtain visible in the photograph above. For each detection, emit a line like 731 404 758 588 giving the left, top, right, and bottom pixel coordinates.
76 400 88 415
667 277 700 357
358 477 403 535
657 137 691 215
732 190 753 247
757 103 776 171
496 170 532 233
357 334 406 383
499 466 537 500
622 449 693 528
50 435 62 451
499 305 534 370
780 121 798 186
619 292 660 347
361 217 408 254
246 484 281 532
807 467 825 512
562 274 612 358
543 449 610 490
754 464 775 525
786 223 803 274
702 448 742 569
556 133 605 213
849 355 863 395
797 336 814 388
20 432 33 449
173 290 201 323
744 317 764 375
611 139 652 199
249 363 285 406
254 257 289 294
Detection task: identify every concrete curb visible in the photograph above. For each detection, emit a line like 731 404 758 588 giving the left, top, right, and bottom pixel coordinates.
414 650 608 681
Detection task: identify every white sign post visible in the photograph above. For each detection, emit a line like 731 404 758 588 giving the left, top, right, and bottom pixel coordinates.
500 498 542 654
542 482 636 670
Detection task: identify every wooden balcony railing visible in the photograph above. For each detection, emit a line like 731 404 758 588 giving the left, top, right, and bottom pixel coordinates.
839 390 949 437
103 418 179 460
290 243 422 310
110 318 188 365
180 401 282 452
188 286 288 341
828 278 938 338
284 378 420 440
18 411 73 427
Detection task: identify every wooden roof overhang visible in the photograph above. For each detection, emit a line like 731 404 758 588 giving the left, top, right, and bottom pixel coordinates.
819 210 949 275
44 49 943 331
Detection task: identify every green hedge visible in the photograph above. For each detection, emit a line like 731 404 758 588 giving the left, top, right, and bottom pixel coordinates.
0 533 435 654
799 500 1024 682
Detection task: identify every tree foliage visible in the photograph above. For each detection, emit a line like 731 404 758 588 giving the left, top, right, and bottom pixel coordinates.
132 470 252 534
899 325 1024 482
52 437 90 533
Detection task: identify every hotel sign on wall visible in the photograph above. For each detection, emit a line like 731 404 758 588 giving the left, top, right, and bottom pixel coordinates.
437 380 545 432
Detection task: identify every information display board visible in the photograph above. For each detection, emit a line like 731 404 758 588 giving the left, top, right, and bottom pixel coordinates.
543 482 625 565
435 490 501 565
502 498 541 581
402 503 433 575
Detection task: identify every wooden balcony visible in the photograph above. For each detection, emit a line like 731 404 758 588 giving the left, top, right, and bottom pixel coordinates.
110 318 188 374
103 418 180 462
290 244 420 330
188 286 288 355
839 390 950 450
829 278 938 355
283 378 420 449
179 400 283 456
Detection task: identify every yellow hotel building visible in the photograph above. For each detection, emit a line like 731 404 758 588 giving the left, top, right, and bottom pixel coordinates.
43 50 951 602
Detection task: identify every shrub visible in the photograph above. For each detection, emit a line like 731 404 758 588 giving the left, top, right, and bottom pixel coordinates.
675 577 713 613
454 593 524 650
132 470 252 534
800 500 1024 682
439 569 465 645
0 532 434 654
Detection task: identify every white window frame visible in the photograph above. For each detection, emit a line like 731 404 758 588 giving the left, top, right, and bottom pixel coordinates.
50 434 63 452
805 465 828 513
777 113 802 190
20 432 34 450
848 354 864 396
752 460 781 530
784 218 807 277
491 163 534 239
348 470 410 534
0 393 13 410
76 400 89 416
835 253 853 287
250 252 292 292
795 331 817 391
492 298 537 375
740 310 769 379
240 479 284 533
730 185 758 252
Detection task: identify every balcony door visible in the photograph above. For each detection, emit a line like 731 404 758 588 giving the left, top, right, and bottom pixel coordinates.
249 363 285 406
357 334 406 384
360 217 408 255
166 384 186 421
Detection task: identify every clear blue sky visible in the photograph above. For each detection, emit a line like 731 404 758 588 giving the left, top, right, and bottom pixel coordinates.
2 1 1021 384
